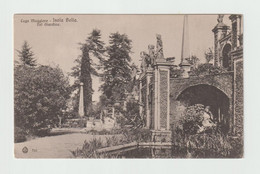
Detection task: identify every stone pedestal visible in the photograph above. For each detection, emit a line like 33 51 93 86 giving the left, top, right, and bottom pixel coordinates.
180 62 191 78
151 130 172 143
151 59 173 142
154 60 171 131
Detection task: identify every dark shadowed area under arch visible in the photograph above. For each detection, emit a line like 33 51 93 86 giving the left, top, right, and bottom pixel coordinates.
177 84 230 132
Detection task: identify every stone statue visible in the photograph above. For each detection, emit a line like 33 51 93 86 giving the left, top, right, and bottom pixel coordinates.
217 14 224 23
148 44 155 66
198 106 216 133
140 51 147 72
156 34 164 59
130 64 137 79
140 51 152 72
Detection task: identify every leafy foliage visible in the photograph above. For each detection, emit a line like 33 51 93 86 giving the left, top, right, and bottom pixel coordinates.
174 104 243 158
179 104 205 134
118 100 144 128
189 63 227 76
71 135 127 158
17 41 37 67
127 128 151 142
71 137 104 158
14 127 27 143
101 32 132 105
228 136 243 157
170 67 184 78
86 29 106 61
14 65 71 136
71 128 151 158
173 129 243 158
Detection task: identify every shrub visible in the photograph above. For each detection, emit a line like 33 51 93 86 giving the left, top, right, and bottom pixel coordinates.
72 128 151 158
71 136 126 158
120 100 143 128
172 127 242 158
179 104 205 135
189 63 227 76
14 65 71 136
228 136 243 158
187 133 232 158
14 127 27 143
34 127 51 137
170 68 184 78
112 127 151 143
84 128 130 135
174 103 243 158
71 137 103 158
132 128 151 142
105 135 127 147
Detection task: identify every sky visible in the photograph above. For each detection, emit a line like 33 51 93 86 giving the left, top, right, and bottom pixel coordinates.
14 14 231 102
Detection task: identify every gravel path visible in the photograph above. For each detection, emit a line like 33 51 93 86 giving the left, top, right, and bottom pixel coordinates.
14 133 114 158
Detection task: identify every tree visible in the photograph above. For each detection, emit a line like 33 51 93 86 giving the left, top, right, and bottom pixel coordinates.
17 41 37 66
71 29 105 117
101 32 132 105
14 65 71 136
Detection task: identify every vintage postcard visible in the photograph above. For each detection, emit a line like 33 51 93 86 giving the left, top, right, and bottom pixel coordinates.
14 14 243 158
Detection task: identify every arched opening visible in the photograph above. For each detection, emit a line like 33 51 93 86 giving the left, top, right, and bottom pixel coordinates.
222 44 231 71
177 84 230 133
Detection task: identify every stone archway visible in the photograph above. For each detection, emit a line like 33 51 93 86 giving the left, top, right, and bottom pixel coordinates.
222 44 232 70
176 84 230 133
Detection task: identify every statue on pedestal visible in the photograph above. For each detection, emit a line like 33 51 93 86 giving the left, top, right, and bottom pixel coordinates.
148 44 156 66
217 14 224 23
156 34 164 60
140 51 151 72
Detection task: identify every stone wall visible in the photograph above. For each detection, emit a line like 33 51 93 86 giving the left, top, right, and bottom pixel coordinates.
170 72 234 100
234 59 243 135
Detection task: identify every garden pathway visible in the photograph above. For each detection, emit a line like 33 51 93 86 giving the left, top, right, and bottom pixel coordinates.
14 132 113 158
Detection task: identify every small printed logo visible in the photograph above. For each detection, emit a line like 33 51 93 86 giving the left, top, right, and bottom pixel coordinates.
22 146 28 153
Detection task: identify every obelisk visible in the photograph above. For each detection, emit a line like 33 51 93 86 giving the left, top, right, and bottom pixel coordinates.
78 82 84 117
180 15 191 78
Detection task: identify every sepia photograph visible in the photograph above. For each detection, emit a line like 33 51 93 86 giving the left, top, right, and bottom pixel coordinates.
13 14 243 158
